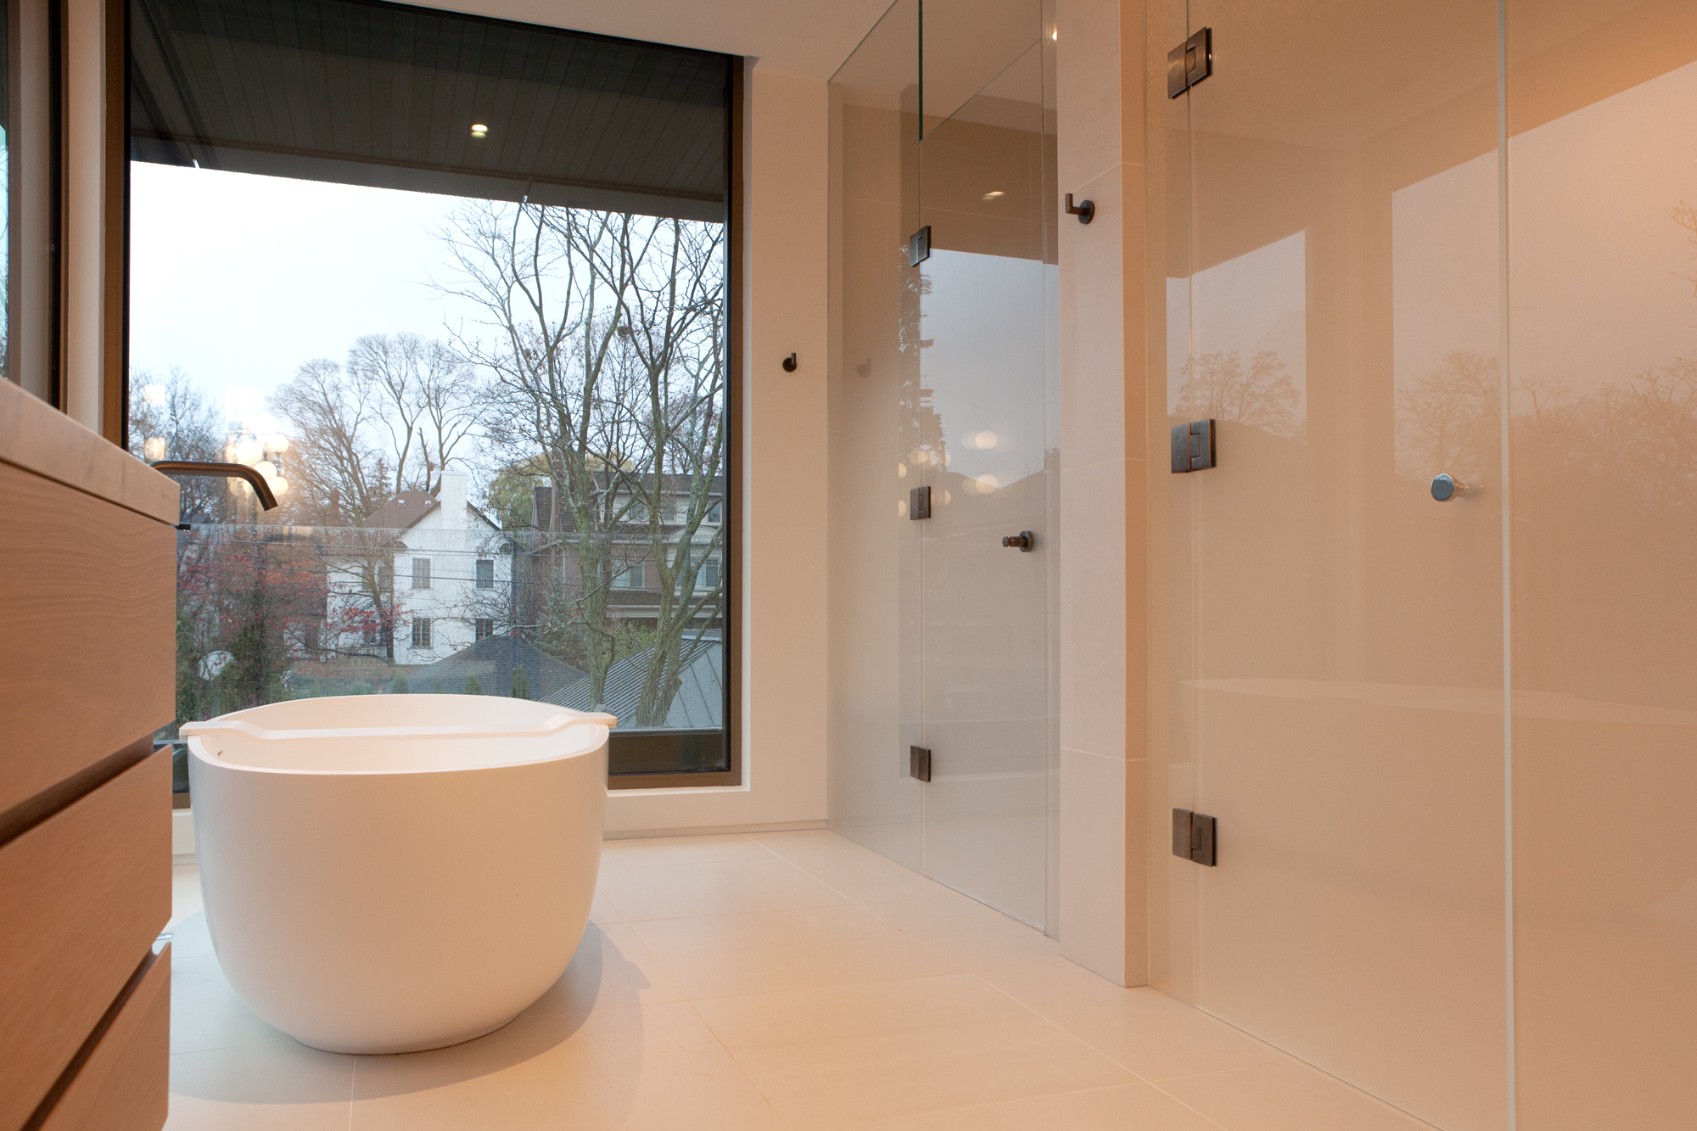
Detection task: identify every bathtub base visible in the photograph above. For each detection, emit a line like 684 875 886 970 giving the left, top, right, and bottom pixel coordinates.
295 1011 523 1056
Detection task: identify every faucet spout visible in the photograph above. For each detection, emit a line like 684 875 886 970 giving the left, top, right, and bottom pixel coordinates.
151 460 280 510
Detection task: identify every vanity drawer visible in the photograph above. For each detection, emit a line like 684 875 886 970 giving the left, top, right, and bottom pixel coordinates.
36 944 172 1131
0 751 170 1130
0 459 175 822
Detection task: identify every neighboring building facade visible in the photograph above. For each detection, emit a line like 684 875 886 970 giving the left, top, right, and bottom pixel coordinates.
519 471 726 634
323 472 514 665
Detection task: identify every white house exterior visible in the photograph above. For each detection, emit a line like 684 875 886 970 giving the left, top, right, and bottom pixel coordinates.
323 473 513 665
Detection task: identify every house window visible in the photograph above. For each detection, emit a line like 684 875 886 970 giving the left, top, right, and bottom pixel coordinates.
611 559 645 589
362 622 379 646
411 618 432 649
699 557 721 589
411 558 431 589
706 500 723 523
476 559 495 589
475 618 495 640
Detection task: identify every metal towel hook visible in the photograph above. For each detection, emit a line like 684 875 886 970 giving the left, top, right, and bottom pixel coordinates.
782 353 798 373
1064 193 1095 224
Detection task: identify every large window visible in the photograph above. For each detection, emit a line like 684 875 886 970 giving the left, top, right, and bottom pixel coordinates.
127 0 737 789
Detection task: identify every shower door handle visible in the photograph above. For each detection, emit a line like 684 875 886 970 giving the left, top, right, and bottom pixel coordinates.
1001 531 1035 552
1430 474 1471 502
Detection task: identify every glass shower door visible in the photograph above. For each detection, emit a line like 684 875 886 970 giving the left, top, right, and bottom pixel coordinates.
1169 0 1508 1126
913 42 1054 927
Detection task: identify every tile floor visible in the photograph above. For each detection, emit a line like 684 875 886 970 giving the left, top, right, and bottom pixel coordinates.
165 830 1430 1130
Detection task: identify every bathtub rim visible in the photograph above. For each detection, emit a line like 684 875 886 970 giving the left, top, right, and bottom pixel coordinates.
183 693 615 779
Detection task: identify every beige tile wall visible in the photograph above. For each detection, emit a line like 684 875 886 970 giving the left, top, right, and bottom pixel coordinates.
1054 0 1149 986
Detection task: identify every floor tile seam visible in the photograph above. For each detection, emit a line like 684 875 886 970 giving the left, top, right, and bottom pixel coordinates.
735 834 890 907
1160 998 1449 1127
1146 1062 1445 1131
1130 1078 1235 1131
843 1080 1180 1128
955 967 1152 1086
679 997 789 1119
671 963 982 1006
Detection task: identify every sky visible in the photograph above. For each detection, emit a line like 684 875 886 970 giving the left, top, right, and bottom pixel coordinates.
128 164 490 436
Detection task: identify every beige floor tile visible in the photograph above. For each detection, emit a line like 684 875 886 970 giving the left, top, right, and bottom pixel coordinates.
167 1039 354 1130
693 974 1137 1125
599 832 772 869
628 905 960 999
596 855 853 921
859 1083 1226 1130
348 1002 784 1130
1155 1062 1430 1131
589 889 624 923
749 830 956 904
171 953 282 1055
978 959 1288 1080
524 921 690 1013
171 862 205 927
866 889 1061 972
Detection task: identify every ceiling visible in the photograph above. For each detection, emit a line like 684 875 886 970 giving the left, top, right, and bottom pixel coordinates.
402 0 898 79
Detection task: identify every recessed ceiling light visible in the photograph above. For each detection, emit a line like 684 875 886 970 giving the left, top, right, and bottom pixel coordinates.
470 123 489 139
982 190 1005 201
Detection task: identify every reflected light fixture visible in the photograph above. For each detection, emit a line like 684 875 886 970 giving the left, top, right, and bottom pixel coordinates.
981 190 1005 201
470 123 490 139
1050 27 1058 41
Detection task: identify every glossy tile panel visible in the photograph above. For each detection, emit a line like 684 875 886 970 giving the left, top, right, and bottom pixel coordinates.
1505 5 1697 1124
1168 1 1508 1127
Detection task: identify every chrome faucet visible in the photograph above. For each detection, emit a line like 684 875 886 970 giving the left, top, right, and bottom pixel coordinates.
150 460 280 511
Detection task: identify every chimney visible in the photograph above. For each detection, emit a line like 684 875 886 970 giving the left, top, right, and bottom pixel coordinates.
437 471 468 528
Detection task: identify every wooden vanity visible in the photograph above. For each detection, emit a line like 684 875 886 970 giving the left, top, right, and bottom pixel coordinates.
0 378 177 1131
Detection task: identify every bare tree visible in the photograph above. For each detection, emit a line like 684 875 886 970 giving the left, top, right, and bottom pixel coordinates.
347 332 484 494
128 368 226 519
440 202 728 722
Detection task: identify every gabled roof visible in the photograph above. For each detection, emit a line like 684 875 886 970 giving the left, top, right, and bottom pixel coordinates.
363 490 439 533
362 490 500 535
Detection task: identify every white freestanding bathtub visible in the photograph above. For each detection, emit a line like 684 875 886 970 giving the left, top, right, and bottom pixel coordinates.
182 695 614 1054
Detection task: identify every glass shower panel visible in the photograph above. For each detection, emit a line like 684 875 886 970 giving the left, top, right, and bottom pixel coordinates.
1178 1 1507 1126
826 0 925 867
915 44 1052 926
1505 6 1697 1124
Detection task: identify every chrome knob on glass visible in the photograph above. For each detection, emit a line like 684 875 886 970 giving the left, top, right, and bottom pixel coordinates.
1430 473 1470 502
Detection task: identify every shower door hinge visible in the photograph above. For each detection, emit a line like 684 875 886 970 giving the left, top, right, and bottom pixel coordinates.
910 745 932 782
909 485 932 519
1168 27 1213 98
908 225 931 266
1172 808 1218 866
1170 418 1216 473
